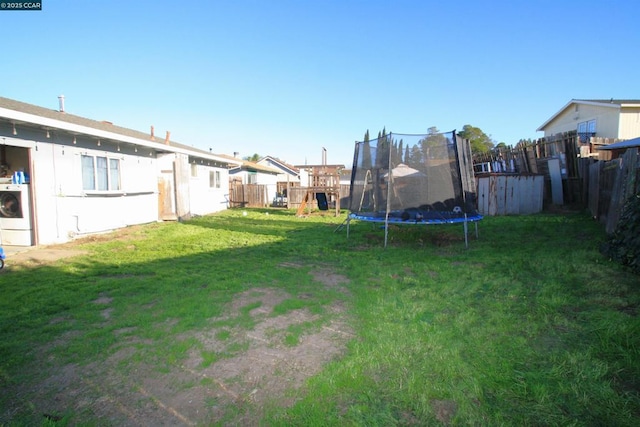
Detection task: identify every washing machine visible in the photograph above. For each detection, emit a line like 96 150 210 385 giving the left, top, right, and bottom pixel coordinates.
0 183 33 246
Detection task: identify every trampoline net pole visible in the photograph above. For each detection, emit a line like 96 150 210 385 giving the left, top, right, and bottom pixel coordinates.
384 132 393 248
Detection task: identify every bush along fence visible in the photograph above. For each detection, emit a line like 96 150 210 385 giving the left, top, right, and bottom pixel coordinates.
473 131 640 233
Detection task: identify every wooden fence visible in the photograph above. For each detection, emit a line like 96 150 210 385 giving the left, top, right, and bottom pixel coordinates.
228 181 268 208
476 174 544 215
587 148 640 233
228 140 639 233
228 182 351 211
473 132 639 232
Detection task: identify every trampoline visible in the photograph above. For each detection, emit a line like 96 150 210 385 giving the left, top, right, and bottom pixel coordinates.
343 130 482 247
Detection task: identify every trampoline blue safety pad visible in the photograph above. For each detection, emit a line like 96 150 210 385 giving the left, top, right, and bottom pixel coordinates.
349 211 483 224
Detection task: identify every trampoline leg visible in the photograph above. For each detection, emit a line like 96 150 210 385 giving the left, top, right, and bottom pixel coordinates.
384 223 389 248
335 217 349 233
475 222 479 239
463 221 469 248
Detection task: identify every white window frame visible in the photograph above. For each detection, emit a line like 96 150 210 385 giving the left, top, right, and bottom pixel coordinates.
208 170 221 188
247 172 257 184
577 121 587 134
577 120 597 143
82 154 121 192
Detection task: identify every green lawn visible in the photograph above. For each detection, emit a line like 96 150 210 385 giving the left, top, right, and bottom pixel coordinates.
1 208 638 426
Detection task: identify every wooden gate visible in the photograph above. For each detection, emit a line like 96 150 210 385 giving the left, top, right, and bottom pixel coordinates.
228 180 268 207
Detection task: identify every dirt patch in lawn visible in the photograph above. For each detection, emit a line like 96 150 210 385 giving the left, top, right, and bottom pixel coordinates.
1 266 353 426
2 247 89 267
2 224 149 268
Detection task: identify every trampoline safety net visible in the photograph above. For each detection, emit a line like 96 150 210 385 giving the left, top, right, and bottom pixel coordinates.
346 130 482 246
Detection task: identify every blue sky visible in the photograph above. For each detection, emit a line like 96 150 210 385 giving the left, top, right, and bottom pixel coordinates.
1 0 638 166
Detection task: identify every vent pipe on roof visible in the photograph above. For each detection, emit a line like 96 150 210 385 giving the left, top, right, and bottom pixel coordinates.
150 126 155 141
58 95 65 113
322 147 327 165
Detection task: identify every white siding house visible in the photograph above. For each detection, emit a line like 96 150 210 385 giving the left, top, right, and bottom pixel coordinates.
257 156 301 187
537 99 640 142
229 161 280 204
0 96 238 246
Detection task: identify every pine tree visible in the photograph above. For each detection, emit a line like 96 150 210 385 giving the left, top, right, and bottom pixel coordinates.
361 129 372 169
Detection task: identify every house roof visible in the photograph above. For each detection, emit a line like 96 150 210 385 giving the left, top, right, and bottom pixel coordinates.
596 136 640 150
258 156 300 175
214 153 246 166
536 98 640 132
229 160 280 174
0 96 235 165
0 96 159 141
578 99 640 106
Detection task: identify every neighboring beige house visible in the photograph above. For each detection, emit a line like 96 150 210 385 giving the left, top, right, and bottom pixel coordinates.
537 99 640 143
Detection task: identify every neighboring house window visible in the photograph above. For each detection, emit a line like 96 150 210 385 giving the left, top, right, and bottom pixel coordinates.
209 170 221 188
578 120 596 143
247 172 257 184
191 163 198 177
82 155 121 191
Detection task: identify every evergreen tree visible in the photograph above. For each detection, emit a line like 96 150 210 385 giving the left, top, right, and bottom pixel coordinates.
375 127 390 169
361 129 372 169
420 127 448 161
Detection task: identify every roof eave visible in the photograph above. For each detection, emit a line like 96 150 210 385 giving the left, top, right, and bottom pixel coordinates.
536 99 622 132
261 156 300 174
1 106 235 166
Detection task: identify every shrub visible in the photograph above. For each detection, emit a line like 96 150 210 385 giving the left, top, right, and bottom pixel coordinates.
601 193 640 274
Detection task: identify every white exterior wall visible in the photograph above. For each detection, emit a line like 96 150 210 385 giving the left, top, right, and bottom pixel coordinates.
275 171 300 185
256 158 301 187
0 114 234 246
619 107 640 139
299 169 310 186
261 173 278 205
188 163 230 215
32 142 158 245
